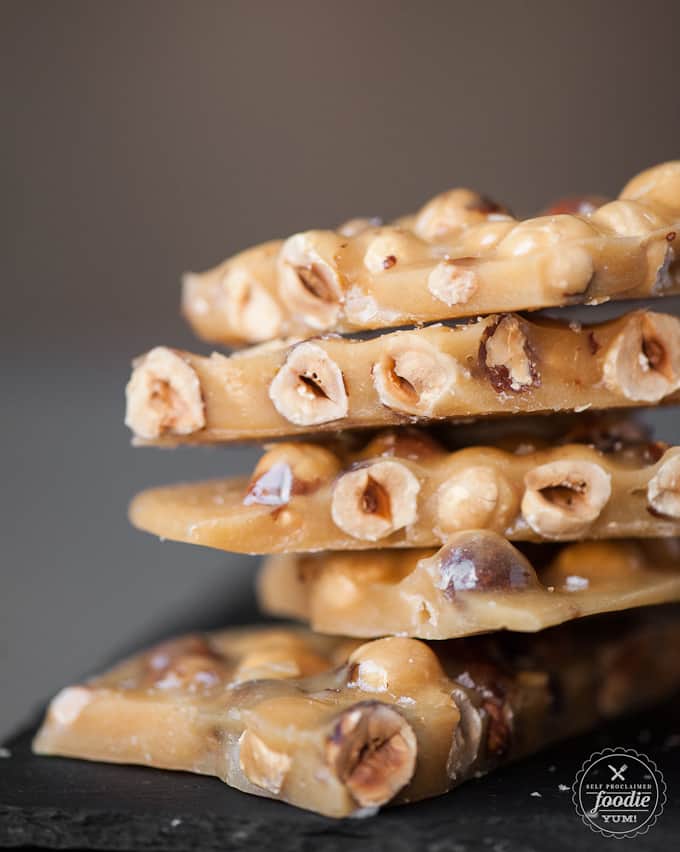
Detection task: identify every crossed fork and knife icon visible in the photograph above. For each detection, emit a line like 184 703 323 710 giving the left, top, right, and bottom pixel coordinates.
608 763 628 781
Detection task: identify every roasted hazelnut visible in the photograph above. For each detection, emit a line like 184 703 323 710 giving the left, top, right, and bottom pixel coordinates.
479 315 540 393
48 686 92 726
244 443 341 506
362 229 423 274
590 200 668 237
414 188 510 241
269 342 349 426
125 347 205 440
348 637 446 694
428 258 479 306
232 646 329 683
278 232 345 329
239 729 292 794
372 335 460 415
218 268 283 342
647 454 680 519
620 161 680 213
325 701 417 808
436 465 517 534
602 311 680 403
331 460 420 541
337 216 382 238
359 428 446 462
522 460 612 538
154 652 226 692
428 531 538 597
448 686 483 780
540 195 609 216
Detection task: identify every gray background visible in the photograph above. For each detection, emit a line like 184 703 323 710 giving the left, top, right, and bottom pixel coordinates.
2 0 680 737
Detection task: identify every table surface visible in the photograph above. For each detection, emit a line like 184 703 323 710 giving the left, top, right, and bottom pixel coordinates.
1 603 679 852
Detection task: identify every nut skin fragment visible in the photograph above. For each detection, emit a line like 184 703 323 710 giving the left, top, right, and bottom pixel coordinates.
479 315 540 393
522 460 612 539
269 342 349 426
331 460 420 542
239 729 292 795
278 232 345 330
325 701 417 808
125 346 205 440
602 311 680 403
372 336 460 415
429 530 538 597
245 443 341 506
436 466 517 534
647 454 680 519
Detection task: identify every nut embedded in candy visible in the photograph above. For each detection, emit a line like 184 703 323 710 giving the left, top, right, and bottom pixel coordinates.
479 315 540 393
278 232 345 329
428 258 478 306
125 346 205 440
647 454 680 518
245 443 341 506
325 701 417 808
603 311 680 402
269 342 349 426
414 188 509 241
362 230 422 274
331 460 420 541
620 160 680 212
372 336 460 415
590 200 668 237
522 460 612 538
239 729 292 795
219 268 284 343
430 530 537 597
348 637 446 694
436 466 517 534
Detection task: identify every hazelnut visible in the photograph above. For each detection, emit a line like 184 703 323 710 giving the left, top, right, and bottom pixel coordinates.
269 342 349 426
348 637 446 694
590 200 668 236
435 465 517 533
428 258 478 306
325 701 417 808
427 530 538 597
154 652 226 692
479 315 540 393
125 347 205 440
448 686 483 781
647 454 680 519
337 217 382 238
231 646 329 683
372 335 460 415
602 311 680 402
414 188 510 241
331 460 420 541
620 161 680 213
522 460 612 538
244 443 341 506
540 195 609 216
278 232 345 329
49 686 92 726
359 428 446 462
239 729 291 795
362 229 422 274
218 268 284 343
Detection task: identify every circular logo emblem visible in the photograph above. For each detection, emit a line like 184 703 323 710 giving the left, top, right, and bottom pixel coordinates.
572 747 666 839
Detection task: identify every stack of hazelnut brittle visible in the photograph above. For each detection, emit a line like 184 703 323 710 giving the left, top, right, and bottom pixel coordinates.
35 162 680 818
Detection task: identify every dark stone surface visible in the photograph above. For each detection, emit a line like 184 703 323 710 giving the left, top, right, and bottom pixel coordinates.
1 600 679 851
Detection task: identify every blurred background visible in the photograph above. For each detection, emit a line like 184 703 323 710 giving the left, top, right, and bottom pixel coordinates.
2 0 680 737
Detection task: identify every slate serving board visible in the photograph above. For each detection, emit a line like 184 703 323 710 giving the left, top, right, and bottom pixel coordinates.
2 594 679 852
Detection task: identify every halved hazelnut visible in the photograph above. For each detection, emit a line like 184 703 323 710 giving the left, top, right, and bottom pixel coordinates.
278 232 345 329
325 701 417 808
244 443 342 506
414 188 510 241
219 269 283 342
479 315 540 393
590 200 667 237
522 460 612 538
428 530 538 597
602 311 680 402
620 161 680 213
239 729 292 795
331 460 420 541
436 465 517 533
125 347 205 440
372 335 459 415
348 637 445 694
647 454 680 519
428 258 478 306
269 343 349 426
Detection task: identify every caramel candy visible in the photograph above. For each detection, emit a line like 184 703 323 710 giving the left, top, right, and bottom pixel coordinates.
129 434 680 552
259 534 680 638
125 310 680 444
182 162 680 347
33 613 680 817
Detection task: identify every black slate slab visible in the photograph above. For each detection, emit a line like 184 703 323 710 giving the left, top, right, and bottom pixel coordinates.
2 594 679 852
